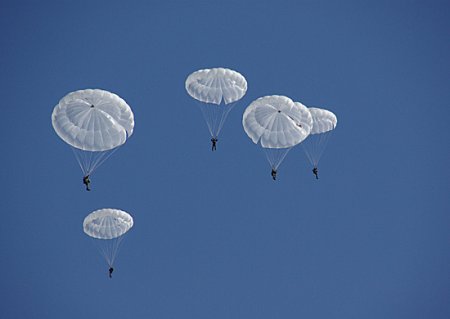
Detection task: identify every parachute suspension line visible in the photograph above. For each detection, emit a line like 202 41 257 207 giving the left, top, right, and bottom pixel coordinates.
88 147 119 175
263 147 292 170
197 102 236 138
96 238 112 266
93 236 125 267
215 102 235 137
302 143 315 167
200 103 217 137
303 131 333 167
72 147 90 176
198 103 214 137
108 235 125 267
72 147 119 176
314 131 333 165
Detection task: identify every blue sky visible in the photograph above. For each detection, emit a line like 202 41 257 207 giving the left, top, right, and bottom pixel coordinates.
1 1 450 318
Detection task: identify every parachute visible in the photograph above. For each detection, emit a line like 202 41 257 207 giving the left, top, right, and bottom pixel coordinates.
83 208 133 268
52 89 134 184
302 107 337 169
242 96 312 179
185 68 247 149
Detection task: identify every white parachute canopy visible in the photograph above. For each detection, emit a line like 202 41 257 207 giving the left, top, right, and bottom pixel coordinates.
83 208 134 267
185 67 247 141
52 89 134 176
243 95 312 174
302 107 337 168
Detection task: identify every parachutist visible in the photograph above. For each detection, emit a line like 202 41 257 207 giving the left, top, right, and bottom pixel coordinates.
271 169 277 181
83 175 91 191
84 209 133 278
211 137 218 151
312 167 319 179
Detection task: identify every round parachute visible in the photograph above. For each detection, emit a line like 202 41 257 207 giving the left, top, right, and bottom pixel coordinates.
243 96 312 148
52 89 135 179
52 89 134 152
243 96 312 177
185 68 247 147
309 107 337 135
302 107 337 169
83 208 134 240
83 208 134 267
185 68 247 105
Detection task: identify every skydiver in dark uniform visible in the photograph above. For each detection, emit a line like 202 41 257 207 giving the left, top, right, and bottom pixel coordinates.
211 137 218 151
109 267 114 278
271 168 277 181
312 167 319 180
83 175 91 191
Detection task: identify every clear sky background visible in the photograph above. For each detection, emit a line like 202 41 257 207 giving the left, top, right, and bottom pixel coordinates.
1 1 450 318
